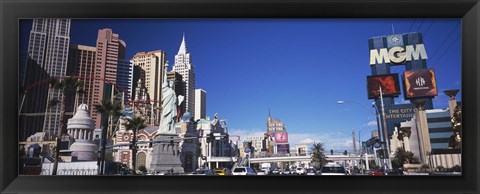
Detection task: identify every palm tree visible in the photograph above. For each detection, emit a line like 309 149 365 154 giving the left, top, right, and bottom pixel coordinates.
48 76 83 175
94 99 122 175
122 116 147 175
392 147 420 169
311 142 327 169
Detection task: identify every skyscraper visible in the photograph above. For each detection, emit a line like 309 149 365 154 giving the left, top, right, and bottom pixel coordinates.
91 28 127 129
20 19 71 138
266 111 290 155
130 50 167 125
172 34 195 118
67 45 97 112
116 59 133 102
194 89 206 121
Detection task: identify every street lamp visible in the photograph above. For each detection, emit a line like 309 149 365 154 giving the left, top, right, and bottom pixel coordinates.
337 99 390 169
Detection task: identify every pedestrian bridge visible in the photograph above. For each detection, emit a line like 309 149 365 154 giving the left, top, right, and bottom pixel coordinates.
249 154 374 163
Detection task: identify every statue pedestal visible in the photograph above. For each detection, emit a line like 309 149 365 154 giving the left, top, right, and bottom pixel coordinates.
150 133 184 174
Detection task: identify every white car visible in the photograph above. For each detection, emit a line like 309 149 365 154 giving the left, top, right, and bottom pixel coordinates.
305 168 317 176
320 164 347 176
295 167 306 175
232 167 256 176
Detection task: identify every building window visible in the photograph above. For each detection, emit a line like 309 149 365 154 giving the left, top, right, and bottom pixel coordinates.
136 152 146 170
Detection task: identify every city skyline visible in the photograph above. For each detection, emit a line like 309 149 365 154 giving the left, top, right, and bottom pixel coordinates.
19 19 462 151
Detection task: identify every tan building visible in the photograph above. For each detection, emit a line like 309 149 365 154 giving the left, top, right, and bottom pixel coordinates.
67 45 96 113
130 50 167 125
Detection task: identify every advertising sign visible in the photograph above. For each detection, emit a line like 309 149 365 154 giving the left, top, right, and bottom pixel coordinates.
404 69 438 98
276 144 290 154
366 74 401 99
274 131 288 144
384 106 415 120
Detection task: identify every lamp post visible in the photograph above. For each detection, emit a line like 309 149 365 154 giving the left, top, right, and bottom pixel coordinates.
337 100 386 169
378 86 392 170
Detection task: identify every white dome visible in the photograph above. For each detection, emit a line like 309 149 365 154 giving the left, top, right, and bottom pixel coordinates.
67 104 94 130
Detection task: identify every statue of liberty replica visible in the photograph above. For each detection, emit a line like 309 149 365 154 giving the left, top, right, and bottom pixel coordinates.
150 62 185 174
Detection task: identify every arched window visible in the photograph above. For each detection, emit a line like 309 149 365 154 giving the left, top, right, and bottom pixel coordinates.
137 135 148 149
136 152 146 170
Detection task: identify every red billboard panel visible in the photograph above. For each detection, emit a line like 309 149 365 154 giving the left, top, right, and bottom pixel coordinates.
274 131 288 143
404 69 438 98
366 74 401 99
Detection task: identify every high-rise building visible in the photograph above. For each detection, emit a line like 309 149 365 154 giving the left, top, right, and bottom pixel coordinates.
21 19 71 138
91 28 127 129
267 111 290 155
67 45 97 112
116 59 133 102
172 34 195 118
194 89 206 121
130 50 167 124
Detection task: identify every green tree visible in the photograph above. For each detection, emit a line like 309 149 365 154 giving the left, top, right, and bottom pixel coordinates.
48 76 83 175
436 165 445 172
122 116 147 175
392 147 419 169
94 99 122 175
420 164 430 172
451 165 461 172
311 142 327 169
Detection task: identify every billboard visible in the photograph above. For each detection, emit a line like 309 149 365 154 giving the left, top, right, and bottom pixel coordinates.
276 144 290 154
404 69 438 98
366 74 401 99
274 131 288 144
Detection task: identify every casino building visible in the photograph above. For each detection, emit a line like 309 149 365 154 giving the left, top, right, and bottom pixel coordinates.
366 32 461 168
266 111 290 155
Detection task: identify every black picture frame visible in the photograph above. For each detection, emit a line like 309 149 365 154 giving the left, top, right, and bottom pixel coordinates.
1 0 479 194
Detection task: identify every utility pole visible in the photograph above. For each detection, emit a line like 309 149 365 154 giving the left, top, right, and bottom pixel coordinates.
379 85 392 169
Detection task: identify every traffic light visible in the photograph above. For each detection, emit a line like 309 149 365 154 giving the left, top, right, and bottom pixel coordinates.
331 149 334 155
343 150 348 155
377 149 385 159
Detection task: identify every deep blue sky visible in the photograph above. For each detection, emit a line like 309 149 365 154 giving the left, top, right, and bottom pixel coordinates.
20 19 461 151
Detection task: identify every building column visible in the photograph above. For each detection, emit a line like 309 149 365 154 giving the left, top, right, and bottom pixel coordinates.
413 100 432 164
444 90 459 117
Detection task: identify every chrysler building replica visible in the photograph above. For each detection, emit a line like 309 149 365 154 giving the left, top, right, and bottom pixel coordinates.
172 34 195 118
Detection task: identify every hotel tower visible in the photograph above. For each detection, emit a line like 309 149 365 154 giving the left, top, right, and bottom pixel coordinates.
20 19 71 139
172 34 195 118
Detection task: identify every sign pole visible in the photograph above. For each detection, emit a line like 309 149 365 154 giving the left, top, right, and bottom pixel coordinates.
379 85 393 169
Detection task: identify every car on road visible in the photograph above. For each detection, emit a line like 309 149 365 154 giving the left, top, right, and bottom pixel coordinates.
319 163 347 176
369 168 403 176
271 169 280 175
232 167 256 176
214 168 231 176
190 169 217 176
369 168 385 176
295 167 306 175
305 168 317 176
281 168 292 175
256 170 267 175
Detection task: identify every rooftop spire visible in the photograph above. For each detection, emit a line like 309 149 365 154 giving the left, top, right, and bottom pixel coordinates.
268 108 271 122
177 33 188 55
